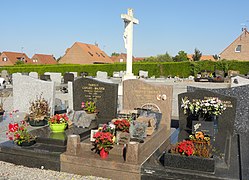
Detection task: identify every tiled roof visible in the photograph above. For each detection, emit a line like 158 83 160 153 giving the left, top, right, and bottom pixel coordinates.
75 42 113 63
32 54 57 64
0 51 32 65
187 54 215 61
59 42 113 64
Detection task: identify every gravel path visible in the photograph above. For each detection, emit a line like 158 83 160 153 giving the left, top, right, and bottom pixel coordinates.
0 161 109 180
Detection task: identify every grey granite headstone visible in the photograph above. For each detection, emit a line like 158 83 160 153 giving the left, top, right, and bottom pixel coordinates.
139 70 148 78
72 78 118 123
96 71 108 79
13 74 55 115
188 85 249 133
1 70 9 82
29 72 38 79
44 72 62 84
63 73 74 84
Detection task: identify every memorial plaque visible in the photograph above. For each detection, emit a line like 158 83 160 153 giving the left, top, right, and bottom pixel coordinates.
73 78 118 122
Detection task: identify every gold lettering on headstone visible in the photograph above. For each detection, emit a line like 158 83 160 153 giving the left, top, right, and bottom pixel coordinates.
82 83 105 100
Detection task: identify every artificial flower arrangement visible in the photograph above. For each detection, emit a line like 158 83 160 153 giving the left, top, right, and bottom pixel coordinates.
6 120 36 146
170 131 212 158
181 97 226 117
81 101 97 114
113 118 130 133
29 94 50 121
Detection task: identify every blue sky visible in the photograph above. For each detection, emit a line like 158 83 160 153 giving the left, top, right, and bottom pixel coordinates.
1 1 249 58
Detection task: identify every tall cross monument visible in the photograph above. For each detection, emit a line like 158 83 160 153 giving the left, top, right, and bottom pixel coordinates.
121 8 139 80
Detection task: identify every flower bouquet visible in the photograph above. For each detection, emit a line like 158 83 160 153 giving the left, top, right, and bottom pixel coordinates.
48 114 69 133
81 101 97 114
92 131 114 158
29 94 50 126
165 131 214 172
6 120 36 146
113 118 130 133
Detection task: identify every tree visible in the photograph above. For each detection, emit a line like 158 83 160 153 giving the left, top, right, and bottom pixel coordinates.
111 52 120 57
173 51 189 62
157 52 173 62
143 52 173 62
15 60 24 65
192 48 202 61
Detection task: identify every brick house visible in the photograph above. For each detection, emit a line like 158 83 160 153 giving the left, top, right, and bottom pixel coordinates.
31 54 57 65
219 28 249 61
0 51 32 66
59 42 113 64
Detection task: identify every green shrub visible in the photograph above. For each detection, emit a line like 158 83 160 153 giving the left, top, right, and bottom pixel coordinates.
0 60 248 78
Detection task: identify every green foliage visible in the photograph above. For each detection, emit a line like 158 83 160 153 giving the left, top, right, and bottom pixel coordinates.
173 51 189 62
15 60 25 65
143 52 173 62
0 60 249 78
111 52 120 57
192 48 202 61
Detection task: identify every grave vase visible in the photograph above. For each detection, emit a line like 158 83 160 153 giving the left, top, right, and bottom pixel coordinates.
100 148 109 159
49 123 67 133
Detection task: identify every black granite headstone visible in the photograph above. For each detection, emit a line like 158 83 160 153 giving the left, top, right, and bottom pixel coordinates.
187 85 249 180
40 75 51 81
73 78 118 124
178 90 237 167
63 73 74 84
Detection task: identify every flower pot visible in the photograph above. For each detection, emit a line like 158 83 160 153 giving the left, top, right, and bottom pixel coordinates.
49 123 67 133
16 139 36 147
100 148 109 159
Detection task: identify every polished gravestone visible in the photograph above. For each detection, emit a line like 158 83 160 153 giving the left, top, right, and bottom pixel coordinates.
72 77 118 124
141 90 241 180
188 85 249 180
0 125 92 171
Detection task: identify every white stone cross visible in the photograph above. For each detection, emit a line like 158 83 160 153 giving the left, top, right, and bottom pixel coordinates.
121 8 139 80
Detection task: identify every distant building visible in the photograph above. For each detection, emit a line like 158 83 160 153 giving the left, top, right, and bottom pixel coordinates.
219 28 249 61
31 54 57 65
187 54 215 61
0 51 32 66
59 42 113 64
111 53 145 63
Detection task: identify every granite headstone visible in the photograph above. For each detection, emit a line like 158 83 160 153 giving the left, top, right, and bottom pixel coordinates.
123 79 173 130
13 73 55 115
63 73 74 84
71 78 118 123
29 72 38 79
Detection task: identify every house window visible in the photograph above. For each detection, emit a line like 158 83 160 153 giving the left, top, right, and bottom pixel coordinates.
235 45 241 52
2 57 7 61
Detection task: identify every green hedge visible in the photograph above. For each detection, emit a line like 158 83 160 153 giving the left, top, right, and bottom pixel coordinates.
0 60 248 78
